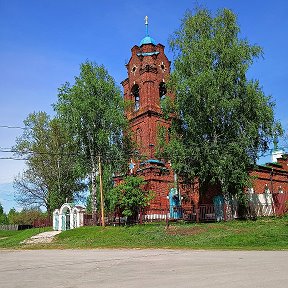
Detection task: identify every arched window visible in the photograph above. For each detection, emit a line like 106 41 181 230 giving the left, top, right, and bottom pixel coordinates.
131 84 140 111
159 82 167 102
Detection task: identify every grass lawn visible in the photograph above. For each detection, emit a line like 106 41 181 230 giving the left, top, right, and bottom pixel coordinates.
0 227 51 249
1 217 287 250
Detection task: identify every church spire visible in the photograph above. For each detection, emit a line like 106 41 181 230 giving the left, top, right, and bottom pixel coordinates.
140 16 156 46
145 16 149 36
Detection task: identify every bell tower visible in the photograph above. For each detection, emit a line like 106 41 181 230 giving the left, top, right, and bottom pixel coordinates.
122 17 174 211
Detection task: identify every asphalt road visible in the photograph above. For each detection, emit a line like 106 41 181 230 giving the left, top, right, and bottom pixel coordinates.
0 249 287 288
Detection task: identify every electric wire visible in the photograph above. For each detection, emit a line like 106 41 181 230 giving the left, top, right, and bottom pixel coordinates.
0 124 287 160
0 125 29 129
0 149 82 158
0 147 287 159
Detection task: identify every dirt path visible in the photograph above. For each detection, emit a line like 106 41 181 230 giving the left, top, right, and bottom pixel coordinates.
21 230 61 244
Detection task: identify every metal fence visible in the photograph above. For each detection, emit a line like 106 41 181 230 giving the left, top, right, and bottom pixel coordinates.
80 193 288 226
142 205 219 223
0 224 33 230
135 200 287 224
82 202 287 226
33 217 52 228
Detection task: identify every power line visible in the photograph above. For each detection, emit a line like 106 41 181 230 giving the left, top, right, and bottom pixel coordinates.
0 125 28 130
0 146 287 158
0 157 28 160
0 149 81 157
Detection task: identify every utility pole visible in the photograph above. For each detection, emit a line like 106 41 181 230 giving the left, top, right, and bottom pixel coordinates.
98 155 105 227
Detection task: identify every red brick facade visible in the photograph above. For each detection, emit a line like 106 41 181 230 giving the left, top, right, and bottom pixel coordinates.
121 41 175 210
250 160 288 195
247 155 288 216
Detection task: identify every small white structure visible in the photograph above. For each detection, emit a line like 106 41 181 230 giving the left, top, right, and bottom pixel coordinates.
248 188 274 216
53 203 85 231
272 149 284 163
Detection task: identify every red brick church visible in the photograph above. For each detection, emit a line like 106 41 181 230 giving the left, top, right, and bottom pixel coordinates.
120 17 288 220
120 17 178 219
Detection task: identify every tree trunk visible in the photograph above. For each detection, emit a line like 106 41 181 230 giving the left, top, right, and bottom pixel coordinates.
191 178 200 223
91 162 98 225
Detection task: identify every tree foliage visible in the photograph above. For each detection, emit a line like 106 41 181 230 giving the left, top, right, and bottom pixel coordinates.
0 202 3 215
5 208 47 225
165 8 282 197
0 202 8 224
0 205 47 225
54 61 130 220
109 176 154 221
13 112 85 214
85 164 115 214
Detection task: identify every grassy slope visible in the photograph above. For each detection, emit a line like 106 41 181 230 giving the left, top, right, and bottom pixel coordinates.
1 217 287 250
0 227 51 249
53 216 288 250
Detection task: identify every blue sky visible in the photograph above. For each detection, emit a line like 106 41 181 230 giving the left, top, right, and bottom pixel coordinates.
0 0 287 212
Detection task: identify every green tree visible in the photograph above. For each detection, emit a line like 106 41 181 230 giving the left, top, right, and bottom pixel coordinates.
85 165 115 214
0 202 8 224
6 208 46 225
13 112 85 214
7 208 17 224
164 8 282 200
109 176 154 222
54 61 129 223
0 202 3 215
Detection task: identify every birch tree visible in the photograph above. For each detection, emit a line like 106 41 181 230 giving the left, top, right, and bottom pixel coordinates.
164 8 282 200
55 61 128 224
13 112 84 213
